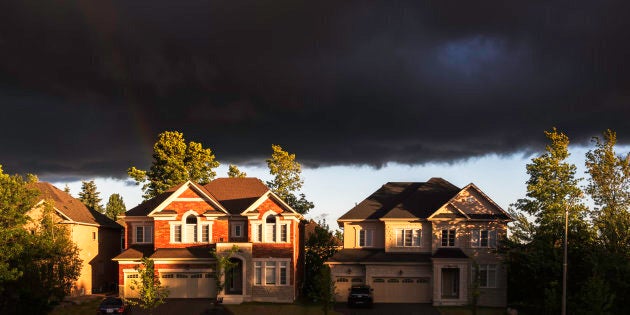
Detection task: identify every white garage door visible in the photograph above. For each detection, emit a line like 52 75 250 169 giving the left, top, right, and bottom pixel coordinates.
334 277 365 302
161 272 216 298
372 277 430 303
124 271 216 299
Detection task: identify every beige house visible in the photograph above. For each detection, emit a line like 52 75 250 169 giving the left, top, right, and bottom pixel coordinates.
28 182 123 295
326 178 511 307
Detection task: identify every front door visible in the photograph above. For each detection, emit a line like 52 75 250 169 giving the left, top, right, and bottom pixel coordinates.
225 258 243 295
441 268 459 299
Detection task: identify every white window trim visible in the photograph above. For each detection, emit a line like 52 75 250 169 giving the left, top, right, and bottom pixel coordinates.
133 224 153 244
250 211 291 244
169 211 213 244
252 258 290 286
471 229 497 248
395 228 422 247
440 229 456 247
358 229 374 247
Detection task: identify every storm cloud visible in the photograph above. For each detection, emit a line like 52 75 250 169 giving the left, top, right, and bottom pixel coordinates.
1 0 629 178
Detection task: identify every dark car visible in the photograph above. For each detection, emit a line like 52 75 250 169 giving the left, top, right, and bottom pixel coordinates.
347 285 373 307
97 297 128 314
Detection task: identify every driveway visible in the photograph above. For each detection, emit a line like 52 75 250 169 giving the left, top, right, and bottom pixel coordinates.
335 303 440 315
129 299 227 315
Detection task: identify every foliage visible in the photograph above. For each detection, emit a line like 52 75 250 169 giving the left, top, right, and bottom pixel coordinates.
506 208 536 244
227 164 247 178
506 128 595 314
303 220 339 303
266 144 314 214
78 180 103 212
105 193 126 221
63 184 71 194
317 265 334 315
128 257 169 314
211 245 239 296
128 131 220 200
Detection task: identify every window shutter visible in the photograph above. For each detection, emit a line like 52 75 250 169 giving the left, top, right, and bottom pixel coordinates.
471 229 479 247
489 230 497 248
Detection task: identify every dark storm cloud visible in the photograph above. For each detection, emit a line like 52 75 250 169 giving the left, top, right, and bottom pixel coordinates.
1 0 630 178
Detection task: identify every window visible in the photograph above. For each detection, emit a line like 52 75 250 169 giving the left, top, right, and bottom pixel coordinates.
266 215 277 242
441 229 456 247
232 222 244 238
162 274 174 278
255 262 262 285
173 224 182 243
126 274 138 279
396 229 421 247
476 264 497 288
471 230 497 248
252 223 263 242
176 274 189 278
254 260 290 286
359 229 374 247
265 261 276 285
201 224 210 242
186 215 198 243
92 232 97 240
280 224 288 242
135 225 153 244
337 277 349 283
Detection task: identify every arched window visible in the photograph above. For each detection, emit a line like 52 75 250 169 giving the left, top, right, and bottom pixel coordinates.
266 214 276 242
186 214 197 242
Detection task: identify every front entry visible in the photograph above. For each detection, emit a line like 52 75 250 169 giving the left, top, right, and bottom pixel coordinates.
441 268 459 299
225 258 243 295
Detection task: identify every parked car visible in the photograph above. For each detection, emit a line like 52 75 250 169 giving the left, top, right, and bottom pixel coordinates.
347 285 373 307
97 297 128 314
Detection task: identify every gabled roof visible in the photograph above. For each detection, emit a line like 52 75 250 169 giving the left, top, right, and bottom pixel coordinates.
32 182 122 229
327 248 432 264
431 183 511 221
204 178 269 214
338 178 460 221
112 245 213 261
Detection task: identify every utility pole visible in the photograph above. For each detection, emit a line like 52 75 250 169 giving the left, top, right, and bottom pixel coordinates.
562 203 568 315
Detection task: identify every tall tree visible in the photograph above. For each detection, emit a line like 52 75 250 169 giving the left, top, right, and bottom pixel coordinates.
78 180 103 212
63 184 71 194
128 131 220 200
507 128 594 314
266 144 314 214
303 220 339 303
227 164 247 178
105 194 126 221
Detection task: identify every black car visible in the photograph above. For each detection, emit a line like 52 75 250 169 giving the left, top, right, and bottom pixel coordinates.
347 285 373 307
97 297 128 314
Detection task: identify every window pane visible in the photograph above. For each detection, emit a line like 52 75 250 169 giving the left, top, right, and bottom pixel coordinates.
359 230 365 246
280 262 287 284
480 230 489 247
235 224 241 237
449 230 455 246
471 229 479 247
136 226 143 243
404 230 412 246
265 262 276 284
257 224 262 242
174 225 182 242
488 266 497 287
255 262 262 285
201 225 209 242
489 230 497 248
187 225 197 242
281 225 287 242
396 229 403 246
266 224 275 242
413 229 421 246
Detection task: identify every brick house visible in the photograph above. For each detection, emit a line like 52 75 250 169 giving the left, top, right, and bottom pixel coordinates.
326 178 511 307
27 182 123 295
113 178 303 303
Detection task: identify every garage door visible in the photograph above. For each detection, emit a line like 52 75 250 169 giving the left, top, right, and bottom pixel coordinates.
334 277 365 301
372 277 430 303
123 272 140 298
160 272 216 298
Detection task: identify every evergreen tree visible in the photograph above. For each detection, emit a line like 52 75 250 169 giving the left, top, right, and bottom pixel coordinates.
128 131 220 200
304 220 339 303
105 194 126 221
266 144 314 214
227 164 247 178
63 184 70 194
78 180 103 212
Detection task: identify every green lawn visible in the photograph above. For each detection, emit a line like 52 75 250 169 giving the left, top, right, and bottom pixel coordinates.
437 306 506 315
49 295 103 315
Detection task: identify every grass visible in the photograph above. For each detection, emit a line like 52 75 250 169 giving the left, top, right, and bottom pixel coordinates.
437 306 506 315
48 295 103 315
223 302 342 315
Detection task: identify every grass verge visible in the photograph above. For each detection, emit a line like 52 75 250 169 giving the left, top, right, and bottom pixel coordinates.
437 306 506 315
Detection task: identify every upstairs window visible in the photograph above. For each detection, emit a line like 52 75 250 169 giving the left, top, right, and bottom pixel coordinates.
266 215 277 242
475 264 497 288
396 229 421 247
186 215 198 243
135 225 153 244
441 229 456 247
471 230 497 248
359 229 374 247
232 222 244 238
173 225 182 243
252 214 290 243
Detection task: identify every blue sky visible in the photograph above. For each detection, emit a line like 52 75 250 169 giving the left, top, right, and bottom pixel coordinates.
54 145 627 227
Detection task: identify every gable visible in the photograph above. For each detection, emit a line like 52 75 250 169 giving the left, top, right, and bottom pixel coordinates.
429 204 468 220
159 187 220 218
431 184 511 221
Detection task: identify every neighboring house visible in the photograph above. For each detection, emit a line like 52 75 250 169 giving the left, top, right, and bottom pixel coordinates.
113 178 304 304
27 182 123 295
325 178 512 307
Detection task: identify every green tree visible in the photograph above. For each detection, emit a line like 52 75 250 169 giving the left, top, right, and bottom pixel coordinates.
304 220 339 303
63 184 71 194
584 129 630 313
0 165 38 286
105 193 126 221
128 131 220 200
266 144 314 214
227 164 247 178
128 257 169 315
78 180 103 212
507 128 594 314
211 245 239 301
